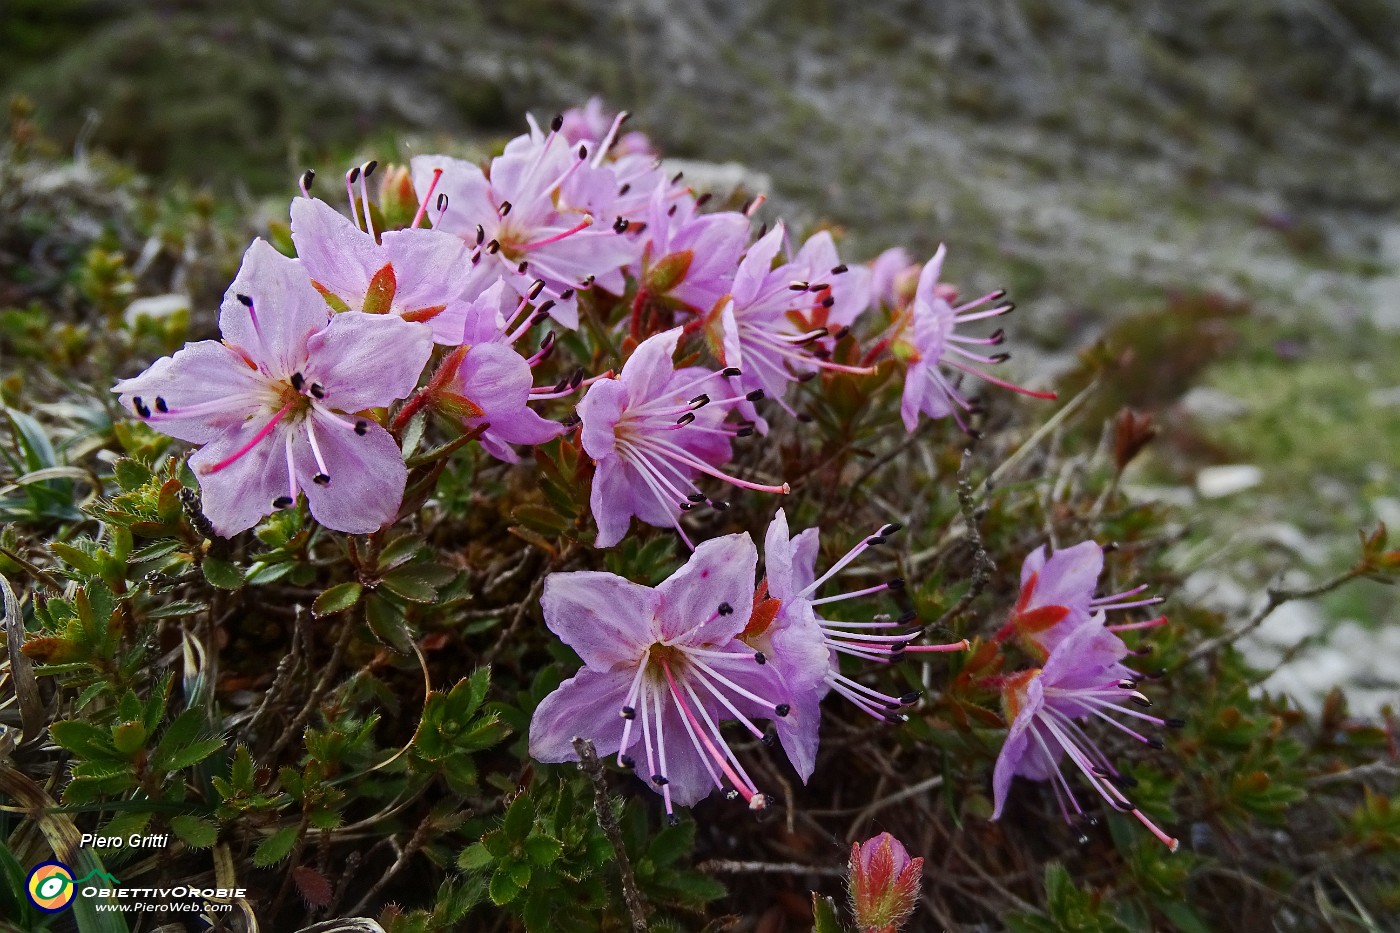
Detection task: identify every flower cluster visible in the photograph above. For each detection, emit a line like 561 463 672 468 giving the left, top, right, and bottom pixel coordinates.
529 511 966 821
116 99 1053 547
989 541 1180 849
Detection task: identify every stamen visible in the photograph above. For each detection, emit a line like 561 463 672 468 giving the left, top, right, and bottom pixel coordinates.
298 169 315 198
199 402 294 475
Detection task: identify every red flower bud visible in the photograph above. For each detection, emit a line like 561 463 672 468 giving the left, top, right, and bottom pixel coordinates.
847 832 923 933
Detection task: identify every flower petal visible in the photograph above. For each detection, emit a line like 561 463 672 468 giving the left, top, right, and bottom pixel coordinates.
187 420 291 537
289 196 378 305
114 341 269 444
541 570 658 668
219 239 330 375
303 312 433 413
590 457 637 548
298 410 406 535
656 532 757 644
618 328 682 401
529 667 636 762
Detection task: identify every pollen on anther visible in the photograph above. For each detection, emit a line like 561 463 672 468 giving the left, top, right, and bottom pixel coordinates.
154 397 168 413
718 602 733 616
272 496 294 509
354 420 369 436
313 473 331 486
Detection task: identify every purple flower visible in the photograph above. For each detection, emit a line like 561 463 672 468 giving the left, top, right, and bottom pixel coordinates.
438 342 568 463
557 98 654 160
411 122 638 330
868 246 914 309
1002 541 1167 659
529 533 797 819
889 245 1055 433
114 240 433 536
632 186 749 316
289 194 473 344
991 621 1181 850
577 328 789 549
757 509 966 779
848 832 924 933
711 224 874 431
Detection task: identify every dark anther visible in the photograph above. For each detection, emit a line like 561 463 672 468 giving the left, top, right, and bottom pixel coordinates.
883 522 904 533
528 279 546 300
888 642 907 656
896 610 918 625
132 398 151 418
831 325 850 339
687 492 707 503
797 371 818 383
1130 695 1153 708
821 296 836 308
690 393 711 407
671 171 684 184
569 368 584 389
753 651 767 665
990 353 1011 364
273 496 294 509
581 275 595 287
796 413 814 423
809 282 828 292
498 200 512 216
620 755 635 769
788 281 809 291
486 239 501 254
578 144 588 159
676 412 696 426
679 501 694 511
667 203 677 217
236 293 253 307
888 577 906 590
309 383 325 399
300 168 315 190
618 183 632 196
717 602 733 616
868 536 887 547
775 703 790 717
475 224 485 245
313 473 331 486
517 260 529 274
538 299 557 315
1165 717 1187 728
651 774 668 786
900 691 922 704
711 500 730 511
436 193 449 211
291 372 306 392
736 426 754 438
1103 542 1121 552
620 706 636 720
1118 680 1137 689
989 289 1007 302
471 253 481 265
1113 774 1139 789
1146 738 1166 750
1091 766 1112 779
348 166 360 183
667 813 681 827
721 366 742 377
761 729 776 747
154 397 168 413
363 160 378 177
989 328 1006 344
560 288 575 301
695 192 713 207
552 376 570 394
354 420 369 436
612 216 628 233
550 113 564 132
831 263 848 274
745 389 765 401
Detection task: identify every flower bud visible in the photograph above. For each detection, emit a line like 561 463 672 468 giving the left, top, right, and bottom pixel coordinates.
377 164 419 230
847 832 923 933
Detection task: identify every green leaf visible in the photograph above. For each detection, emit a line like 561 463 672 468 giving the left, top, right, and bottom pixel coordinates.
811 893 844 933
364 593 415 653
253 825 299 867
201 557 243 590
50 720 119 759
313 581 363 617
170 815 218 849
111 720 148 756
522 833 563 866
488 866 522 905
503 793 534 842
458 842 495 872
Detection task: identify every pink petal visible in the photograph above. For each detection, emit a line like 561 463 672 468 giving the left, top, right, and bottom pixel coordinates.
590 457 637 548
219 239 330 375
187 420 292 537
379 227 472 341
540 570 658 667
303 312 433 413
578 377 628 462
289 196 379 304
655 533 757 644
113 341 268 444
619 328 682 402
298 410 406 534
529 667 636 762
410 154 496 240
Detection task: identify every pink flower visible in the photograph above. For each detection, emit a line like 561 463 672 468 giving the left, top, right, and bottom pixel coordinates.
411 119 638 330
711 224 874 431
756 509 966 780
632 186 750 316
992 621 1181 850
114 240 432 536
577 328 789 548
888 245 1055 433
529 534 822 820
1001 541 1167 660
847 832 923 933
289 192 473 345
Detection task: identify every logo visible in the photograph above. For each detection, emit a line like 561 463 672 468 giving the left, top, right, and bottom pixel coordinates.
26 861 75 913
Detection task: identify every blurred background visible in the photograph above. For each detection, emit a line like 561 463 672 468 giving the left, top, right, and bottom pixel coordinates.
5 0 1400 709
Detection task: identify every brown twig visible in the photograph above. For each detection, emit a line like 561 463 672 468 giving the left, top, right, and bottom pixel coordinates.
695 859 844 878
931 450 996 633
572 737 649 933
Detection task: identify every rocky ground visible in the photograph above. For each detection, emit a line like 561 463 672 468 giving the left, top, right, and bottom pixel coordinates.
6 0 1399 712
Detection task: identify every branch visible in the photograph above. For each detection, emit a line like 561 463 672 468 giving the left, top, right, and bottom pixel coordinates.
696 860 844 878
1184 563 1370 665
932 450 996 632
572 737 649 933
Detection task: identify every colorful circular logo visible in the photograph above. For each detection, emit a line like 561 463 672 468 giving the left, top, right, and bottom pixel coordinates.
26 861 76 913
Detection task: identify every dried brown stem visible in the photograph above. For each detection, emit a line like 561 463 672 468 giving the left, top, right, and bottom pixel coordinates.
572 737 650 933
